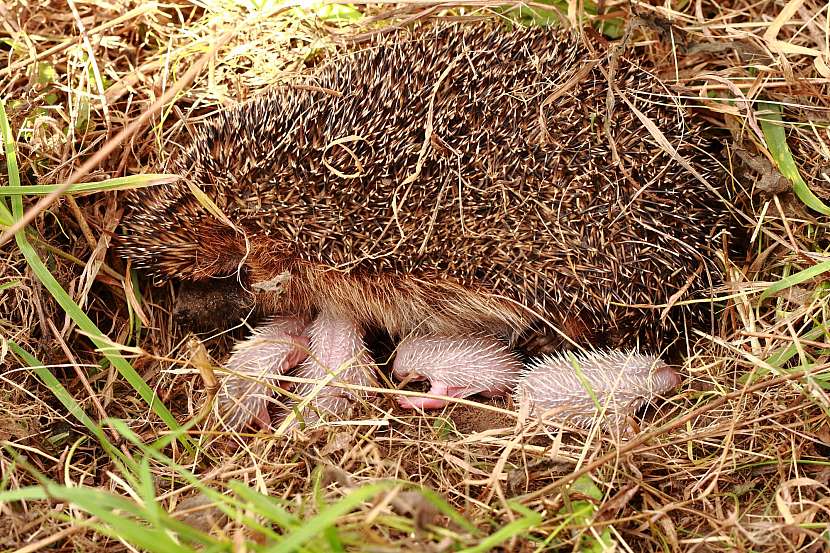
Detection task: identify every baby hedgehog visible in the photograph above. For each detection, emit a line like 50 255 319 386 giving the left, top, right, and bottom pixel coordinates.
120 22 738 430
515 350 681 429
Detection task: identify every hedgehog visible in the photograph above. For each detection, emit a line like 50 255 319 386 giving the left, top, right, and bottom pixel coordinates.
119 22 740 430
393 334 523 409
514 350 681 430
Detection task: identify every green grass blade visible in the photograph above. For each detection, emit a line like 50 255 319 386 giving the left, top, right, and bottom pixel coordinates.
0 485 49 503
5 449 221 551
266 483 391 553
101 420 279 545
459 502 543 553
740 326 829 383
759 259 830 302
0 100 192 451
227 480 300 529
323 525 345 553
759 102 830 216
418 487 478 534
0 174 176 196
767 326 828 367
45 483 193 553
0 278 20 292
6 339 118 452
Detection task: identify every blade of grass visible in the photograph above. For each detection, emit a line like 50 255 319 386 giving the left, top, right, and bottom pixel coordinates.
44 483 208 553
0 278 21 292
5 447 222 552
266 483 392 553
759 259 830 302
0 99 192 451
102 420 284 544
418 487 479 534
459 501 543 553
103 419 229 502
227 480 301 529
759 102 830 216
740 325 829 383
0 174 177 196
0 485 49 503
7 339 117 453
766 326 829 367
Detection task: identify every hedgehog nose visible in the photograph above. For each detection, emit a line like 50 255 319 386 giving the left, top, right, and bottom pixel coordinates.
172 301 201 329
657 365 682 390
173 279 254 332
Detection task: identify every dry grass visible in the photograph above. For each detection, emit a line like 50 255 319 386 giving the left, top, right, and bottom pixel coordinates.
2 0 830 551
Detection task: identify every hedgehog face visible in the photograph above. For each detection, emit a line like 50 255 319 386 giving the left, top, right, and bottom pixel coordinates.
648 361 683 393
174 278 254 331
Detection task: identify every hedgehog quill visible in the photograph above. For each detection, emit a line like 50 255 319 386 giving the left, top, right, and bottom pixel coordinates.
120 23 740 431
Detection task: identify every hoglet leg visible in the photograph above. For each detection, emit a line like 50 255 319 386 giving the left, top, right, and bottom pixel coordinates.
217 317 309 430
289 310 377 425
392 335 522 409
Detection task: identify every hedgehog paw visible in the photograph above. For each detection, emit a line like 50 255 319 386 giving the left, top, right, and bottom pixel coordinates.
397 380 483 409
216 316 309 430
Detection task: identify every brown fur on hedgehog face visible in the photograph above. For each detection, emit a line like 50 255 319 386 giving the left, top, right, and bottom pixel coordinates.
119 23 742 350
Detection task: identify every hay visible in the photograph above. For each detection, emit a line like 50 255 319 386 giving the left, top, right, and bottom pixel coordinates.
2 0 829 551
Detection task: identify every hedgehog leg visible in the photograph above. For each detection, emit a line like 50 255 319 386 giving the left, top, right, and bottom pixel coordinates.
216 317 309 430
514 350 681 430
392 334 521 410
397 382 459 409
288 310 377 426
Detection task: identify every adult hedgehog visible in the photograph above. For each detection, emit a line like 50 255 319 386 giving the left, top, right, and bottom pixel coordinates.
120 22 740 429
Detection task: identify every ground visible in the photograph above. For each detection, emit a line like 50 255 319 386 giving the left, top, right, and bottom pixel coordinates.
1 1 830 551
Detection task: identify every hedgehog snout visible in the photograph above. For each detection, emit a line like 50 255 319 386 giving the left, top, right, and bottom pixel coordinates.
653 362 682 392
174 278 254 331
